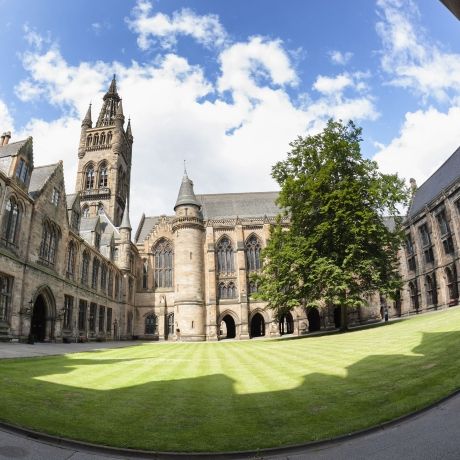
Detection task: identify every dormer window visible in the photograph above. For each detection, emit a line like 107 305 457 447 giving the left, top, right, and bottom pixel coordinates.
15 159 28 183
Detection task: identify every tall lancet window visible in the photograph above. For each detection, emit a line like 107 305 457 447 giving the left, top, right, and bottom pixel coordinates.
85 166 95 190
216 237 234 274
245 235 262 272
153 239 173 288
99 164 108 187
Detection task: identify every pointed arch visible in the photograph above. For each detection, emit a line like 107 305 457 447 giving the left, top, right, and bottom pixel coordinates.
216 235 235 274
98 162 108 188
245 233 262 272
84 163 95 190
81 204 90 218
2 195 22 246
445 265 458 305
30 285 57 342
152 238 174 288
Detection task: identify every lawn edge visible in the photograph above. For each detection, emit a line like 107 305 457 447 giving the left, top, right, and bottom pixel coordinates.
1 388 459 459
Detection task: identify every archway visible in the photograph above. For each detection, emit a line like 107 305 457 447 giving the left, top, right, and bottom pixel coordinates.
30 295 47 342
333 306 341 329
220 315 236 339
307 307 321 332
279 312 294 335
250 313 265 338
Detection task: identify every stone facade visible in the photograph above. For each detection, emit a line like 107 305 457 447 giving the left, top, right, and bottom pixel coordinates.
400 149 460 315
7 77 455 344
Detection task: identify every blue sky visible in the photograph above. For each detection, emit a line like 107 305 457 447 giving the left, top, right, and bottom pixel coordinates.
0 0 459 227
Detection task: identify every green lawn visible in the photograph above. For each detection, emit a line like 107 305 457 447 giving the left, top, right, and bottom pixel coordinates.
1 308 460 452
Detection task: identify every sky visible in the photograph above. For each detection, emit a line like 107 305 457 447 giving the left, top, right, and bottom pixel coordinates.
0 0 459 229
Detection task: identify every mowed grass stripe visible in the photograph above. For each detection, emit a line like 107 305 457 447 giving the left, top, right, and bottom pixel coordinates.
1 307 460 451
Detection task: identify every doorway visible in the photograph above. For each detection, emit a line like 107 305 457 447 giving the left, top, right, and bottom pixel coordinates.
250 313 265 338
30 295 47 342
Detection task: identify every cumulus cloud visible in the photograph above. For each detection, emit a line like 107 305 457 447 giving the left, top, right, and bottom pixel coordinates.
376 0 460 102
127 0 227 50
329 50 353 65
0 100 14 132
373 107 460 185
12 4 380 228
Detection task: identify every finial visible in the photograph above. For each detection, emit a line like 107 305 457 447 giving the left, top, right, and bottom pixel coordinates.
183 159 187 176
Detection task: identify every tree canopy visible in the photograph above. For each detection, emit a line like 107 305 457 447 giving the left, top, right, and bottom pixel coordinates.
254 119 410 330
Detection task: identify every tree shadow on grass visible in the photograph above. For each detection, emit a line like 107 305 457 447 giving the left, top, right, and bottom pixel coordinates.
0 331 459 452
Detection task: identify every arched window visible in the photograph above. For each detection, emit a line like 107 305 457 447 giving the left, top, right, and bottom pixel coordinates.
245 235 262 272
409 281 419 310
86 135 92 146
2 197 21 245
446 266 458 305
218 281 237 299
85 166 95 190
82 205 89 218
100 133 106 145
108 269 114 297
107 132 112 144
145 314 157 334
97 203 105 215
248 280 258 295
66 241 76 279
99 164 108 187
81 251 90 285
100 264 107 293
153 239 173 288
426 274 437 306
39 221 59 265
166 313 174 337
92 258 100 289
216 237 234 274
93 133 99 145
142 259 148 289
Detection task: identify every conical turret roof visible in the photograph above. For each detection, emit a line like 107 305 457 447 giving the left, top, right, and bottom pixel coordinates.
120 198 131 230
174 171 200 210
82 103 92 127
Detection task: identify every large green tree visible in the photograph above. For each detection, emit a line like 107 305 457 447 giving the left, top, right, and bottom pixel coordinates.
254 120 410 331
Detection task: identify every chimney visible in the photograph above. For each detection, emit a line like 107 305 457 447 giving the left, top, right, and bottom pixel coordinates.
0 133 5 146
3 131 11 145
409 178 417 194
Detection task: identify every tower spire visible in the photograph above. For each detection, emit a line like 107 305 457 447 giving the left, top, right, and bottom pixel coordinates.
96 75 121 127
174 169 200 210
82 103 92 128
120 197 131 230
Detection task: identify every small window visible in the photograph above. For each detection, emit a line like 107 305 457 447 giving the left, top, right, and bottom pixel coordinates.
0 273 13 322
51 187 60 206
145 314 157 334
98 306 105 332
78 300 87 331
16 159 28 183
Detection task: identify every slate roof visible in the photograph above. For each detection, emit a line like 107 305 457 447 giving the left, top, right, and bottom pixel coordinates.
136 191 281 243
135 216 163 243
175 174 200 209
28 163 58 199
0 139 28 158
66 193 78 209
79 216 99 233
197 191 280 220
408 145 460 219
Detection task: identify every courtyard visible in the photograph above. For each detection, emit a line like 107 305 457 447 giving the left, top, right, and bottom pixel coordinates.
0 308 460 453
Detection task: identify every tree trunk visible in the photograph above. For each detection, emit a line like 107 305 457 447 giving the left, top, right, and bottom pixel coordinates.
340 304 348 332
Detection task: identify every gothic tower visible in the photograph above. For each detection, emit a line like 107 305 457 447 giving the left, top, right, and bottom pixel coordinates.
172 171 206 341
75 76 133 226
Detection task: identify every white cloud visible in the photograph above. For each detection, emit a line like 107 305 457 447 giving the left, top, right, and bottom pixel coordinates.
329 50 353 65
376 0 460 102
373 106 460 185
23 24 50 50
13 11 379 229
313 73 353 95
127 0 227 50
0 100 14 132
218 36 298 97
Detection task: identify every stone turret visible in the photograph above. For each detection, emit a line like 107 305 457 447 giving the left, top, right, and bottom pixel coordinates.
118 198 132 272
78 104 92 159
172 170 205 341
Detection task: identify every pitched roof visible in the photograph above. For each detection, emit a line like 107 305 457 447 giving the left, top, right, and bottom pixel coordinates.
408 145 460 219
136 191 281 243
0 139 28 158
66 193 78 209
197 191 280 219
28 163 59 199
79 216 99 233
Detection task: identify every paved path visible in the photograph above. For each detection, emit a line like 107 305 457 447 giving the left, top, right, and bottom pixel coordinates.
0 341 459 459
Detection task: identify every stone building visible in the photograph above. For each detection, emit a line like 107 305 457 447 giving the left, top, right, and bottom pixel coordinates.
8 77 453 343
400 147 460 314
